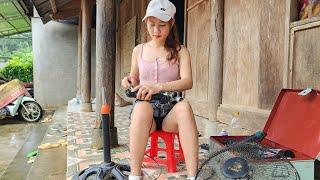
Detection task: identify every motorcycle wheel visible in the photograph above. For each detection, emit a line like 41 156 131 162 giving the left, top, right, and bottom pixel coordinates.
18 101 43 122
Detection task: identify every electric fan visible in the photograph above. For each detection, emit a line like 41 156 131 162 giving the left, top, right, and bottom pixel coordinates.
196 133 300 180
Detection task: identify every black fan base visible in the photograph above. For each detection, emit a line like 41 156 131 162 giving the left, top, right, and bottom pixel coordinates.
72 162 130 180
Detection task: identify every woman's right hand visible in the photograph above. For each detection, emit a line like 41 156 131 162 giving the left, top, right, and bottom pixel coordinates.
121 76 131 89
121 76 138 89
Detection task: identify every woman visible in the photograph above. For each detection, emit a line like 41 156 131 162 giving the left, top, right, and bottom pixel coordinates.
121 0 198 179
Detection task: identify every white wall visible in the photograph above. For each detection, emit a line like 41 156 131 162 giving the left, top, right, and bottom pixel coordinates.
32 12 96 108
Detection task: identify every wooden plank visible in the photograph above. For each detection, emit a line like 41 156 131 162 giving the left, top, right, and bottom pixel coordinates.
115 0 132 105
187 0 207 11
188 0 200 7
118 16 136 103
257 0 286 109
223 0 287 109
291 20 320 31
283 0 291 88
139 0 148 43
57 0 81 10
185 2 197 99
56 0 74 8
288 30 295 88
51 9 79 19
195 6 210 102
287 15 320 88
49 0 57 13
121 16 136 78
223 0 260 107
50 0 81 20
291 25 320 89
290 16 320 28
117 1 126 99
283 0 298 88
185 0 210 117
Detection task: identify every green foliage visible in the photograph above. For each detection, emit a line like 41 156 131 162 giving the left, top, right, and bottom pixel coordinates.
0 47 33 82
0 32 32 58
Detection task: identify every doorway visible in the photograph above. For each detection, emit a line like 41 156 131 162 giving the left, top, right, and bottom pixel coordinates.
170 0 185 44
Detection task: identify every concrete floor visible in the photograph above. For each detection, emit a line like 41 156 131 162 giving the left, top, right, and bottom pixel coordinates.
0 110 54 180
26 108 67 179
0 118 37 177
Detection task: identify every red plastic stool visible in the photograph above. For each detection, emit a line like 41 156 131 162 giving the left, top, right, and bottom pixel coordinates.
143 130 184 172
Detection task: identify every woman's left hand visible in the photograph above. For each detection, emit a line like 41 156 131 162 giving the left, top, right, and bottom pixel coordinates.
132 84 162 100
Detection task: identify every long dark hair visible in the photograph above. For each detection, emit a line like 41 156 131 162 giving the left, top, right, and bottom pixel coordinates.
165 21 181 64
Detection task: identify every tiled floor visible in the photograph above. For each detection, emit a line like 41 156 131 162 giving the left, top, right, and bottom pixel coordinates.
66 103 209 179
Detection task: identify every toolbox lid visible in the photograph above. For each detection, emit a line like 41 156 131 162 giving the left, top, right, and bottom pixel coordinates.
263 89 320 159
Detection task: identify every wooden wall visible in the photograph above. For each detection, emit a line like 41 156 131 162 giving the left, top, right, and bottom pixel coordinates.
288 17 320 89
116 0 319 136
217 0 289 135
115 0 148 101
184 0 211 117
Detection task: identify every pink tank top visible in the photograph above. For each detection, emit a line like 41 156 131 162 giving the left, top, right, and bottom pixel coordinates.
138 44 180 85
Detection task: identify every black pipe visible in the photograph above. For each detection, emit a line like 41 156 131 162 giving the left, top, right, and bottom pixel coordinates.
101 107 111 163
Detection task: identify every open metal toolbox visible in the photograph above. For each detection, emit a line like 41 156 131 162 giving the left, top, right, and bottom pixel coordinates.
209 89 320 179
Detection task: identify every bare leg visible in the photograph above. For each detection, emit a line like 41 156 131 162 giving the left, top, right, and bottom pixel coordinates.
129 101 156 176
162 101 198 177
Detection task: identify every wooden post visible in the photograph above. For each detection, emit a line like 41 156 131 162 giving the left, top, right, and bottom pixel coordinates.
76 11 82 99
206 0 224 136
80 0 92 112
94 0 118 148
283 0 299 88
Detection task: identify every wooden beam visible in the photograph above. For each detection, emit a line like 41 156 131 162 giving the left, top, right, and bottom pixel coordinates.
49 0 96 20
51 9 79 19
59 0 81 11
49 0 57 13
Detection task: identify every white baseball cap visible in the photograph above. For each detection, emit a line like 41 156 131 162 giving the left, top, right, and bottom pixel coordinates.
142 0 176 22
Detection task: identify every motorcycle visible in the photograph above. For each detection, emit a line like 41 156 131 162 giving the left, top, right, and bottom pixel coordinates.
0 79 43 122
0 95 43 122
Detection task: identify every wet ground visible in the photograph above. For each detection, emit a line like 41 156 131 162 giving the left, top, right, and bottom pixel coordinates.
0 117 36 177
0 110 54 179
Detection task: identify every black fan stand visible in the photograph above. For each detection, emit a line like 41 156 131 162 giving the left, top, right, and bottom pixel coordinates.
72 103 130 180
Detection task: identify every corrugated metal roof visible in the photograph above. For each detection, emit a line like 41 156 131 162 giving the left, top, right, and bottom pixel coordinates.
0 0 31 37
0 0 98 37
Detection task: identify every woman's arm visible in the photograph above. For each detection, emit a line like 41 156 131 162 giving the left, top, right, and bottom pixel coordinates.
157 46 193 92
121 45 140 88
